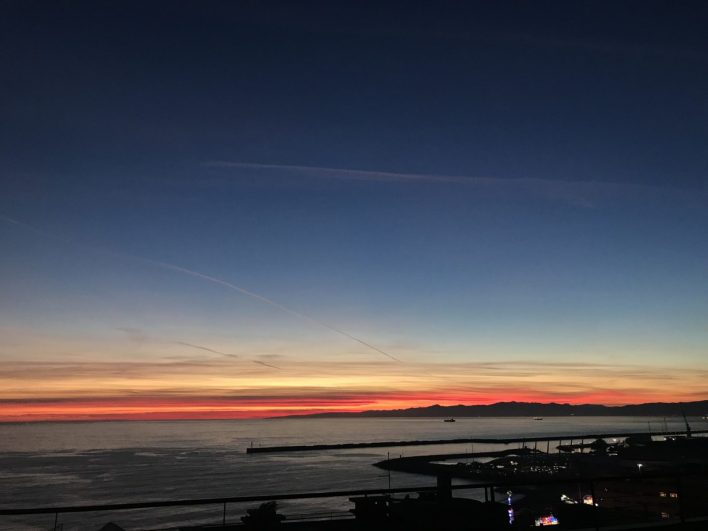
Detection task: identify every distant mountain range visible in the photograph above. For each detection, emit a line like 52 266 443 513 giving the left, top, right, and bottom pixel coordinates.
280 400 708 418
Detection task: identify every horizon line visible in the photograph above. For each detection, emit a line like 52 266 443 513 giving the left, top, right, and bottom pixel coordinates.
2 398 706 424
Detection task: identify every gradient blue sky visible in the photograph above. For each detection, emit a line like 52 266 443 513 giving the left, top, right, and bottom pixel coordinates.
1 1 707 419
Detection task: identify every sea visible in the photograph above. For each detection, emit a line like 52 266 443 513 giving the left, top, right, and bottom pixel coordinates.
1 416 702 530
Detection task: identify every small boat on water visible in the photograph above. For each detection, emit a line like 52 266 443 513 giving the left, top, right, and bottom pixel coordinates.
443 418 456 423
533 417 543 420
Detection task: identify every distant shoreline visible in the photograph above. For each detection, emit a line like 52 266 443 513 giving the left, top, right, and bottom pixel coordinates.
2 399 707 424
270 400 708 419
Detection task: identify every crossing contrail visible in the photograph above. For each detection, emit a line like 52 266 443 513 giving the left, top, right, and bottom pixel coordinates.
115 328 282 368
1 215 401 362
174 341 237 357
176 341 281 368
252 360 283 370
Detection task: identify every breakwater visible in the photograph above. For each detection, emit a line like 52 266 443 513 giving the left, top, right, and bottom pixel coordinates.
245 429 707 453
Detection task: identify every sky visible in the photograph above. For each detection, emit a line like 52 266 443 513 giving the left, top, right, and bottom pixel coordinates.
1 1 708 421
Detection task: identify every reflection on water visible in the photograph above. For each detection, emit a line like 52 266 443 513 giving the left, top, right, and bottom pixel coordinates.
0 416 700 530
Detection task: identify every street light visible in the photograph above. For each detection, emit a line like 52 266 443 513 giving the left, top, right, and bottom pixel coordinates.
637 463 644 474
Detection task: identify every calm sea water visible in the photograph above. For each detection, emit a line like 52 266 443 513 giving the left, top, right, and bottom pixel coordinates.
1 416 703 530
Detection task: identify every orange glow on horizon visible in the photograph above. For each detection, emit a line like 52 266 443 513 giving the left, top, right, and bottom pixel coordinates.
0 388 695 422
4 357 707 422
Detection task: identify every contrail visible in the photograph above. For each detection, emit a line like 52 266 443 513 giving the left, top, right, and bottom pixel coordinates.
115 328 279 369
177 341 282 369
174 341 237 358
1 215 401 362
252 360 283 370
125 256 401 362
206 161 487 185
205 161 705 208
0 215 21 225
115 327 237 358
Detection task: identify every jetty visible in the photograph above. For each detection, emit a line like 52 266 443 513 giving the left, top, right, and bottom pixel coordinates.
245 429 707 453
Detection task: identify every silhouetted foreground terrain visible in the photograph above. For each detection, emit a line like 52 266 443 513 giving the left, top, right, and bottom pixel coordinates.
278 400 708 418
